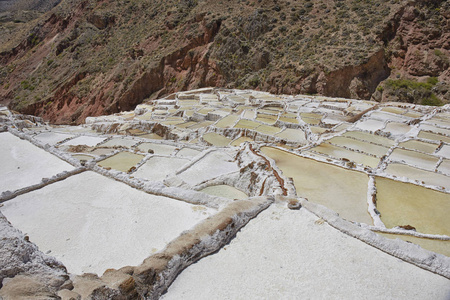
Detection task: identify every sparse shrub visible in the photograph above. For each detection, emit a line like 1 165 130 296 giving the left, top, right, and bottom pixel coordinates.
427 77 438 85
421 94 442 106
248 75 260 87
20 80 35 91
385 78 442 106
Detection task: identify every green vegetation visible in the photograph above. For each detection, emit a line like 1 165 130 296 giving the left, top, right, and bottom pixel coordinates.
385 78 442 106
20 80 35 91
421 94 442 106
385 78 436 91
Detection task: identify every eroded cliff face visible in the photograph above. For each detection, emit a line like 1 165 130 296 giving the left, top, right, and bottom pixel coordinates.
0 0 448 124
372 0 450 104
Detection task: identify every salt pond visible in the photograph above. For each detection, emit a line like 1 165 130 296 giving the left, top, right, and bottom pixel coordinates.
375 177 450 235
307 143 380 168
384 163 450 190
0 132 73 193
97 152 144 172
388 148 439 171
137 143 176 155
60 136 106 147
1 172 214 275
178 151 239 186
162 205 449 299
261 147 373 224
202 132 232 147
134 156 189 181
34 132 74 145
200 185 248 200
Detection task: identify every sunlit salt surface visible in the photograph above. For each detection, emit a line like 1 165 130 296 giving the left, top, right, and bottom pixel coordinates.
178 151 239 186
162 205 449 300
261 147 372 224
137 143 176 155
215 115 239 128
343 131 395 147
60 136 106 147
438 159 450 175
34 132 74 145
200 185 248 200
234 119 260 129
398 140 439 154
428 115 450 127
380 107 406 115
189 121 213 129
255 124 282 135
275 128 307 143
176 147 200 158
230 136 253 147
370 111 411 122
378 233 450 257
437 145 450 157
375 177 450 235
255 115 277 125
417 131 450 143
382 122 412 135
388 148 439 171
354 119 385 132
175 121 197 129
301 117 321 125
384 163 450 190
420 124 450 136
134 157 189 181
326 136 389 157
0 132 73 193
101 138 139 148
1 172 214 275
97 152 144 172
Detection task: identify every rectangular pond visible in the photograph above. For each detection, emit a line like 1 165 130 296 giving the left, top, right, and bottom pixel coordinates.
326 136 389 157
307 143 380 168
384 163 450 190
343 131 395 147
275 128 307 143
0 172 214 275
202 132 232 147
375 177 450 236
134 156 189 181
398 140 439 154
137 143 176 155
97 152 144 172
261 147 373 225
215 115 239 128
388 148 439 171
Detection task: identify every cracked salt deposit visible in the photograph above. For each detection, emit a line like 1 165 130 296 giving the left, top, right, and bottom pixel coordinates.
0 89 449 298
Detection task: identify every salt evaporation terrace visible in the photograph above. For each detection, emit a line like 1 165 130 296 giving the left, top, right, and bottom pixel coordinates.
0 89 449 299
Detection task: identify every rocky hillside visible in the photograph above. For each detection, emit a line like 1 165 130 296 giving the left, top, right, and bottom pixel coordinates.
0 0 61 12
0 0 449 124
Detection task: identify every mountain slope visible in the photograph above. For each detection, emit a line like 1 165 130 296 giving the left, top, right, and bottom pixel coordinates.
0 0 449 124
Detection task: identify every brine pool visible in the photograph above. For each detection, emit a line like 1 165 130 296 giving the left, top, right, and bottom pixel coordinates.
261 147 373 225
